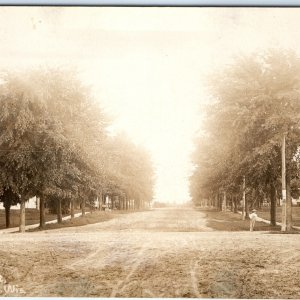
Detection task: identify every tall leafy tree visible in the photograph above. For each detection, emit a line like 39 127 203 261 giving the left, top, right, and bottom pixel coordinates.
191 49 300 229
0 68 110 231
104 134 154 209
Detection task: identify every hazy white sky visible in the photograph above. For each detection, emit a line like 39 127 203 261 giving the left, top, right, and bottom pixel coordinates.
1 7 300 203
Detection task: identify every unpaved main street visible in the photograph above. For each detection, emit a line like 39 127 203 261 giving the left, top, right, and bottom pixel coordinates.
0 208 300 298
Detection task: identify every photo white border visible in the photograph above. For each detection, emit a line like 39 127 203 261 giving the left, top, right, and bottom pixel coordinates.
0 0 299 6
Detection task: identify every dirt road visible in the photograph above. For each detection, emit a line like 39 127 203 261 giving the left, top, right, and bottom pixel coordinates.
0 208 300 298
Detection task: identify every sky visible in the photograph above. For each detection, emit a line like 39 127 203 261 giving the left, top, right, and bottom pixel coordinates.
1 7 300 203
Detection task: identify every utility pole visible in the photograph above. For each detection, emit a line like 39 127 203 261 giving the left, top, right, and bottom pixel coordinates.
281 133 287 231
242 175 246 220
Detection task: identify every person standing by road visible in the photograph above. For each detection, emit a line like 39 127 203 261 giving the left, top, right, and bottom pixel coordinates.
249 209 258 232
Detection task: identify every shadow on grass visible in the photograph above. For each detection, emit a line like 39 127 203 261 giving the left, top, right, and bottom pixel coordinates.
27 209 141 232
265 230 300 234
0 208 59 230
28 211 122 232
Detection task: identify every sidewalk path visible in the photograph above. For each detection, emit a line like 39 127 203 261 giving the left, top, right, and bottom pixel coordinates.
238 210 300 230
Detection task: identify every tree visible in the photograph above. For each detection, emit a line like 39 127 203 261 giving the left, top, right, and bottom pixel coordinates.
0 68 110 231
190 49 300 230
103 134 154 210
0 71 57 231
0 188 20 228
0 67 154 232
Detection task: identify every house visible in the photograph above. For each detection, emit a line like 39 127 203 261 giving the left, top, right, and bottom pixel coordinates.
279 197 300 206
0 196 38 210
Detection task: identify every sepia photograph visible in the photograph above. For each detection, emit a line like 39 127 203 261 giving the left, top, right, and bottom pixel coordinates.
0 5 300 299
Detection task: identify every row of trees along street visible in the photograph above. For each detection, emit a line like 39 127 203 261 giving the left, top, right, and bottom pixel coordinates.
190 50 300 232
0 69 154 232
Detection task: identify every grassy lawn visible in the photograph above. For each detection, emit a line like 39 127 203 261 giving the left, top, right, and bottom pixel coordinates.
199 208 282 231
257 206 300 227
0 208 144 231
0 208 59 229
28 210 125 232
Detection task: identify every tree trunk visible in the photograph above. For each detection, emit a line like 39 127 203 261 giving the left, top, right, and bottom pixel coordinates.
230 195 234 212
70 198 75 220
281 133 287 231
19 199 26 233
57 198 62 224
100 194 106 210
40 195 45 229
5 205 11 228
120 197 123 210
99 192 102 211
111 196 114 210
81 198 86 217
286 171 292 231
242 176 246 220
258 196 261 209
234 195 238 213
245 196 250 219
222 191 227 212
270 181 277 226
90 198 94 214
